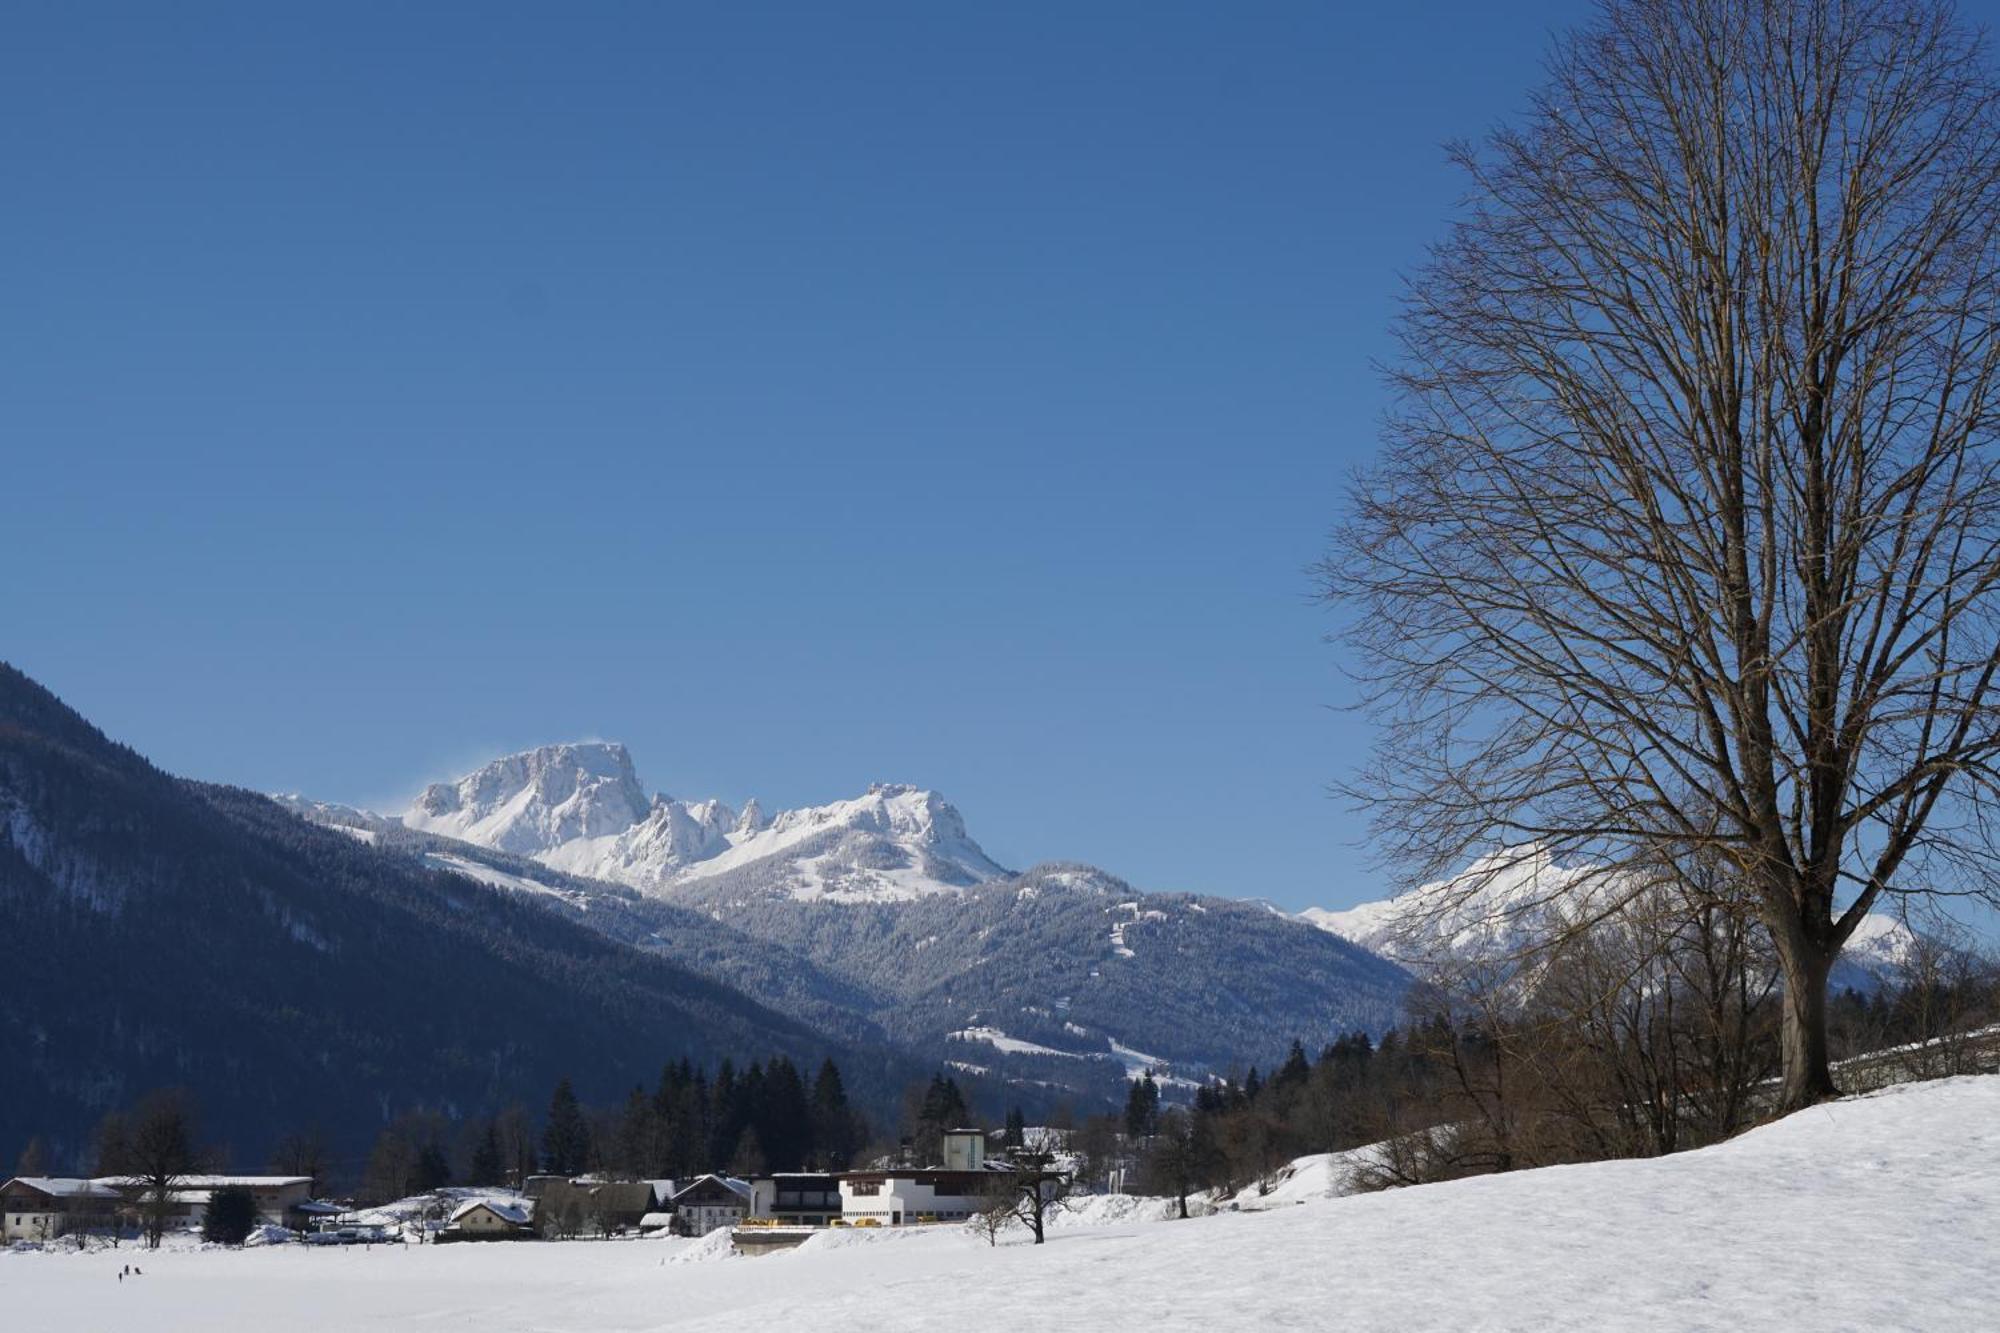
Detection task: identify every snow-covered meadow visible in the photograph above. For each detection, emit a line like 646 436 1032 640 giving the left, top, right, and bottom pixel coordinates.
8 1076 1995 1331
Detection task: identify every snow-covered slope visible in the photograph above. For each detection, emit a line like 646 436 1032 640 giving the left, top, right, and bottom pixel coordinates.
1300 846 1592 964
10 1076 1996 1330
390 744 1007 903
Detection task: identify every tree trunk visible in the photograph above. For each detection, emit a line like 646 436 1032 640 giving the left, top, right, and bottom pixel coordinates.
1775 934 1838 1113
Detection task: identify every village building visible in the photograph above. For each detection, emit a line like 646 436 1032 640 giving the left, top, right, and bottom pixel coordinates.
834 1129 1047 1226
670 1174 754 1235
519 1174 567 1200
940 1127 990 1171
838 1129 1001 1226
836 1168 1006 1225
749 1172 843 1227
531 1178 656 1235
91 1174 314 1231
0 1177 123 1242
440 1198 533 1240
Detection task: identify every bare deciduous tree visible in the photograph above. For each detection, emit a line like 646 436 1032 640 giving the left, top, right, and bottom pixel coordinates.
124 1089 206 1248
1326 0 2000 1110
987 1152 1072 1245
268 1127 331 1197
968 1180 1015 1247
1140 1109 1219 1219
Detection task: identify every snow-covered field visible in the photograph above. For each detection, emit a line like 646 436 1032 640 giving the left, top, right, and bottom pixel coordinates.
9 1076 1996 1330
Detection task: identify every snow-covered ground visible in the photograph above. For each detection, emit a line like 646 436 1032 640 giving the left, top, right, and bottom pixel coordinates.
9 1076 1996 1330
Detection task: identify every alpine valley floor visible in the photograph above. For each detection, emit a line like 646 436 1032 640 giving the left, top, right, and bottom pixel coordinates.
7 1076 1994 1332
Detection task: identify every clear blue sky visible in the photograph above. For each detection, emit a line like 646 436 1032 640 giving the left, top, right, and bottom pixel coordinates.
0 1 1613 912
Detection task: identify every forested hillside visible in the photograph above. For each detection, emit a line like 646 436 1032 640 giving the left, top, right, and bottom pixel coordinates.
0 664 909 1168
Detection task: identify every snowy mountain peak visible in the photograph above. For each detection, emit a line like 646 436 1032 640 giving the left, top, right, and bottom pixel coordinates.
392 749 1008 904
404 741 651 857
1300 845 1583 963
1301 844 1921 990
680 782 1009 901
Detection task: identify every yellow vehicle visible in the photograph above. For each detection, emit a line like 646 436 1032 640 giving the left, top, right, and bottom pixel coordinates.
850 1217 881 1228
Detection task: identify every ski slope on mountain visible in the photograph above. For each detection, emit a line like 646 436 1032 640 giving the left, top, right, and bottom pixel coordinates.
9 1075 1994 1330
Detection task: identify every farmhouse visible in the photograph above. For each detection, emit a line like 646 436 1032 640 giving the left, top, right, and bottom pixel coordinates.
670 1174 754 1235
530 1178 657 1235
0 1177 122 1242
93 1174 313 1229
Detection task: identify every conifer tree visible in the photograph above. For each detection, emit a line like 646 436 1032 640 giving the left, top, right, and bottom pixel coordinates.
13 1136 49 1177
757 1057 813 1172
201 1186 259 1246
412 1141 452 1194
810 1058 861 1169
1124 1073 1161 1140
541 1077 591 1176
1275 1040 1312 1092
469 1121 505 1185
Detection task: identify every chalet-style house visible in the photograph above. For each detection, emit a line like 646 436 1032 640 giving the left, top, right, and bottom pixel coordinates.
440 1198 533 1240
670 1174 754 1235
1 1177 122 1242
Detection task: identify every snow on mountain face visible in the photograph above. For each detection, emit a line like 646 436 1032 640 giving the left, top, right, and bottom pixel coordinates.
1300 846 1594 965
674 782 1008 900
404 742 651 856
397 744 1007 903
269 794 391 836
1301 844 1919 986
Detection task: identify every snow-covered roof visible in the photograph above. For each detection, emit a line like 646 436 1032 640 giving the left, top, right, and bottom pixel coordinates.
3 1177 123 1200
670 1174 753 1203
92 1175 311 1190
638 1211 676 1229
448 1198 531 1227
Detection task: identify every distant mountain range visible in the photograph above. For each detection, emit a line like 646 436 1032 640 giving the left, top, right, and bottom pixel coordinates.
278 742 1413 1101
